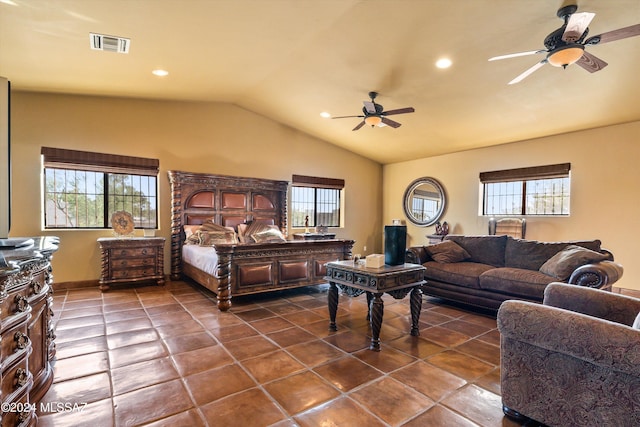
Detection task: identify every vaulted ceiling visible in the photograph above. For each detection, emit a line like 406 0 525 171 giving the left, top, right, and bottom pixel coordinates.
1 0 639 164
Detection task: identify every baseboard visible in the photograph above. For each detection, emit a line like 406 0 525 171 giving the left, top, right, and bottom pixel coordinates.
53 280 99 291
612 286 640 298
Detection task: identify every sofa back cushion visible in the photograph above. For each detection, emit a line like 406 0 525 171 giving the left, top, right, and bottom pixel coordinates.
504 238 602 271
445 235 507 267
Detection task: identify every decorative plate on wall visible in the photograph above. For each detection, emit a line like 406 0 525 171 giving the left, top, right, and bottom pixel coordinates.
111 211 135 236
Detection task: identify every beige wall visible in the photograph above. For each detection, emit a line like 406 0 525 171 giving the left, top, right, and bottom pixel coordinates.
10 92 383 283
384 121 640 290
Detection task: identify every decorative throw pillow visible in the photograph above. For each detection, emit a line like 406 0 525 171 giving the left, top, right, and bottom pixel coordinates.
200 219 232 232
251 227 286 243
425 240 470 263
539 244 608 280
198 230 238 246
633 312 640 330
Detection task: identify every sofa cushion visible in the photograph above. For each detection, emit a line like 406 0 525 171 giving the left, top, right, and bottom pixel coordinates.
539 245 609 280
479 267 555 300
426 241 470 263
445 235 507 267
504 238 602 271
424 261 494 289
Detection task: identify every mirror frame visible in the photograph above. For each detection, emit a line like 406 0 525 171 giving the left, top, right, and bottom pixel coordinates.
402 177 447 227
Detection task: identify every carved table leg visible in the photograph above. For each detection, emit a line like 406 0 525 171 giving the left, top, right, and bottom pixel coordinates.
366 292 373 321
369 292 384 351
328 282 338 331
410 285 422 336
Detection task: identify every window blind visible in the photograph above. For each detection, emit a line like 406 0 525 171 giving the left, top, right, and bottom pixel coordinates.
41 147 159 175
292 174 344 189
479 163 570 183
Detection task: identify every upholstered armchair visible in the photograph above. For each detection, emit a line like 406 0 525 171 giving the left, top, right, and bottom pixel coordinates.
497 283 640 426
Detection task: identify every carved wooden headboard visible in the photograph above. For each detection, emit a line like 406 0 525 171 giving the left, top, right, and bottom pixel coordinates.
167 170 289 277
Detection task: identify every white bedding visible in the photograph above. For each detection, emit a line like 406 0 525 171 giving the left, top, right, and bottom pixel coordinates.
182 244 219 277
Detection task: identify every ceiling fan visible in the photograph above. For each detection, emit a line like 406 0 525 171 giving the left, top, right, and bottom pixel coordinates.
489 4 640 84
332 92 415 131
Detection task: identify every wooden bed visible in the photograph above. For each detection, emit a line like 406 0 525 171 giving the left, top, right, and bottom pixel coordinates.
168 170 354 311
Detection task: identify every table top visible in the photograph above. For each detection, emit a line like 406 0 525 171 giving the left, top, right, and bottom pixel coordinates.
327 260 425 275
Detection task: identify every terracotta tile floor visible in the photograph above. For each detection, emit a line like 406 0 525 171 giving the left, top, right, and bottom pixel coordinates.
37 281 531 427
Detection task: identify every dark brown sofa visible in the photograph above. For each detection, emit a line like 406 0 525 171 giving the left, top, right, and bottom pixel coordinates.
405 235 624 311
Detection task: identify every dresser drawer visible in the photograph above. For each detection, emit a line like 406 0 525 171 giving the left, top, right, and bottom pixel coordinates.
110 246 157 258
1 357 31 400
1 322 30 371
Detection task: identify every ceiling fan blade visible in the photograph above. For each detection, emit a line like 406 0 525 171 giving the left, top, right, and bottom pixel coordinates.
575 51 608 73
381 117 402 128
331 115 364 119
352 121 366 131
585 23 640 45
383 107 415 116
563 12 595 42
508 60 547 85
488 50 546 61
363 101 376 114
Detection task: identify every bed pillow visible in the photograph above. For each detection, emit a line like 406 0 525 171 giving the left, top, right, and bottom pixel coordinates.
426 241 470 263
251 227 286 243
539 244 608 280
200 220 232 232
198 230 238 245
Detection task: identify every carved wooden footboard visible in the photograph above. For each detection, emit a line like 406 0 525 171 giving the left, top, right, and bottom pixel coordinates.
168 170 354 311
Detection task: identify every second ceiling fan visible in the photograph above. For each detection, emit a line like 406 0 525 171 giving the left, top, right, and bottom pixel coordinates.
332 92 415 131
489 4 640 84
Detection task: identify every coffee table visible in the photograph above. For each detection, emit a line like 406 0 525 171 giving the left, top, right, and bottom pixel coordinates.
325 260 426 351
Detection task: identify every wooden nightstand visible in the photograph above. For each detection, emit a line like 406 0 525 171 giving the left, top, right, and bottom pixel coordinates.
97 237 165 290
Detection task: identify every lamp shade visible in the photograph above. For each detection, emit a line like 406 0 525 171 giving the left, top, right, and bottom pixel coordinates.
364 115 382 127
547 44 584 67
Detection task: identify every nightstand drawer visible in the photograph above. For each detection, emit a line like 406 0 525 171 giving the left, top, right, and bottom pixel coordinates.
111 267 157 280
112 257 156 269
110 247 157 258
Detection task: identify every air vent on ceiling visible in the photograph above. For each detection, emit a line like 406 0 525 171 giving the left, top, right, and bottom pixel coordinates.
89 33 130 54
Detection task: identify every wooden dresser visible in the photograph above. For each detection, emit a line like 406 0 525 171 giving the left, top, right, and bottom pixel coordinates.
98 237 165 290
1 236 59 426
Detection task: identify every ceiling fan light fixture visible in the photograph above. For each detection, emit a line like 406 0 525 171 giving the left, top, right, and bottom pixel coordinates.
547 44 584 67
364 116 382 127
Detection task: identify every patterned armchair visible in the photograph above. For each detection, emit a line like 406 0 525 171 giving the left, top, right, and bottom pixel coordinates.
497 283 640 427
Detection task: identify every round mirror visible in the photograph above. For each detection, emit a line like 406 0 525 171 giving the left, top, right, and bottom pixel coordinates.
403 177 446 226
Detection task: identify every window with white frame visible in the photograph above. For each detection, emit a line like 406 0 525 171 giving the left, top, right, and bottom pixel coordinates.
42 147 159 229
290 175 343 228
480 163 571 216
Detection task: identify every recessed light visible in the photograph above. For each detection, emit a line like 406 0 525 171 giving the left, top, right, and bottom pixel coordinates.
320 112 331 118
152 69 169 77
435 58 452 69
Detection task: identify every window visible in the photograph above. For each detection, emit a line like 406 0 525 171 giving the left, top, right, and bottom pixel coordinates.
480 163 570 216
290 175 344 227
42 147 159 229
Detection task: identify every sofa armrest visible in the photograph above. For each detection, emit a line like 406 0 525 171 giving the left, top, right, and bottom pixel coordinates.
498 300 640 377
567 260 623 288
405 246 429 264
544 282 640 326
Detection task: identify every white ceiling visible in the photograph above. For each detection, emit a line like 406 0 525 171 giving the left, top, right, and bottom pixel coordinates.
1 0 639 164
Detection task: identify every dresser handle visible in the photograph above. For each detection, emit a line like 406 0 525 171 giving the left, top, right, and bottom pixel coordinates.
141 249 148 255
14 331 29 350
14 295 29 313
14 368 28 388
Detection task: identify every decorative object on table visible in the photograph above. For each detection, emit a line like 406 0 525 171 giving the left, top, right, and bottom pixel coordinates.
353 253 362 264
111 211 135 237
384 224 407 266
434 220 449 235
315 224 328 234
304 215 310 233
365 254 385 268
